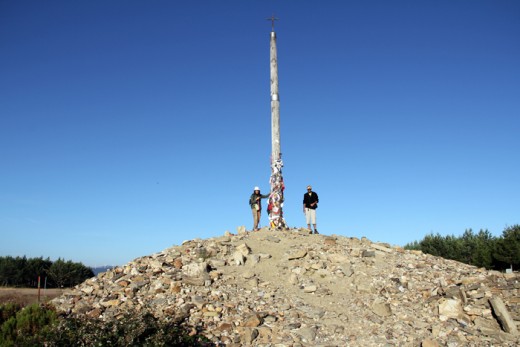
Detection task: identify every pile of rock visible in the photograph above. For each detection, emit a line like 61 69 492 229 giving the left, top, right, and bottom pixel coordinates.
51 227 520 346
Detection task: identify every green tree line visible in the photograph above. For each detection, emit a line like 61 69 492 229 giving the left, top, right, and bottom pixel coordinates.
0 256 94 288
404 225 520 271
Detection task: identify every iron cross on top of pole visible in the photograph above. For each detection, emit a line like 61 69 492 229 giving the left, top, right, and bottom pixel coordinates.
266 14 279 31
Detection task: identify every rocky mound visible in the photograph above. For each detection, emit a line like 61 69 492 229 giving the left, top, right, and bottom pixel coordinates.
51 227 520 346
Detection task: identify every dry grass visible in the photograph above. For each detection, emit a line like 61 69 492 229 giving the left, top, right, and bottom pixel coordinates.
0 287 64 306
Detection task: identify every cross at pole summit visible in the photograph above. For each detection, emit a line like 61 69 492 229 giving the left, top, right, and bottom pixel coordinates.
266 14 279 31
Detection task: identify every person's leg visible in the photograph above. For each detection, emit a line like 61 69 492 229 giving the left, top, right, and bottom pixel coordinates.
311 210 318 234
257 212 261 229
252 208 258 230
305 208 311 230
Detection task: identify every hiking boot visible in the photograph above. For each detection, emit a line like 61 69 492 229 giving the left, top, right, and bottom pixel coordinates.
314 230 319 234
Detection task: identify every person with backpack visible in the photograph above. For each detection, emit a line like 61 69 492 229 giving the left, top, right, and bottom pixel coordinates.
303 185 319 234
249 186 269 231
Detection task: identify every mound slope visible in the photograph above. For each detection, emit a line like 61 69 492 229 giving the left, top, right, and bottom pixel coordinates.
52 228 520 346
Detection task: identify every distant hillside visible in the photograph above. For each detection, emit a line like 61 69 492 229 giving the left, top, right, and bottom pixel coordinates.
90 265 114 276
53 227 520 346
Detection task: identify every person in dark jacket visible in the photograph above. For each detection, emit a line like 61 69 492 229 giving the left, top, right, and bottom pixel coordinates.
303 185 319 234
250 186 269 231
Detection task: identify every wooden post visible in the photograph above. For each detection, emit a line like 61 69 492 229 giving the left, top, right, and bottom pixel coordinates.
270 30 281 161
37 276 41 303
267 17 286 229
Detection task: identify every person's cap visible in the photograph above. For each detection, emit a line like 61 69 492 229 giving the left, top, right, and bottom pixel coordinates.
254 186 260 191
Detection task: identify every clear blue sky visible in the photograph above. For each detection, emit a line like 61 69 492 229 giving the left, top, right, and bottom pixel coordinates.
1 1 519 267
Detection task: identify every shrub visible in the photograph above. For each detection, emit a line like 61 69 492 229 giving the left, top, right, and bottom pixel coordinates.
0 303 212 346
0 303 57 346
44 310 212 346
0 303 22 325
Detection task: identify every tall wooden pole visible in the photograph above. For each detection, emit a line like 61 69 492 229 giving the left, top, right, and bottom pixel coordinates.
270 32 281 161
267 16 286 229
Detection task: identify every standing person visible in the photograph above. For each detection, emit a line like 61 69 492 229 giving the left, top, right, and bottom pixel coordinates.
303 185 319 234
250 186 269 231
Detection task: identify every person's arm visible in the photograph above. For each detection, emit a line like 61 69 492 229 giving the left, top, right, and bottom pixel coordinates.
310 193 318 207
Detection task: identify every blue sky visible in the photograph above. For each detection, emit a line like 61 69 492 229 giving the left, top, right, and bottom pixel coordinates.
1 0 519 267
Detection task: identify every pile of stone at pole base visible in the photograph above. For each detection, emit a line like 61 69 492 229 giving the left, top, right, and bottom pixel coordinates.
51 227 520 346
